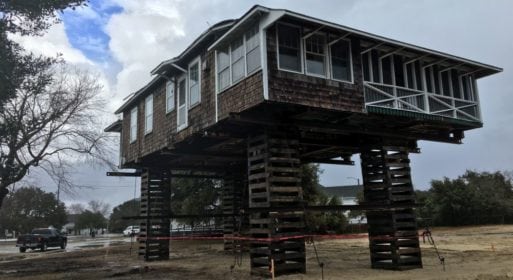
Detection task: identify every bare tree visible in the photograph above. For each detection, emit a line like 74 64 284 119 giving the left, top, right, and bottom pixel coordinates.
68 203 85 215
0 64 113 209
88 200 110 217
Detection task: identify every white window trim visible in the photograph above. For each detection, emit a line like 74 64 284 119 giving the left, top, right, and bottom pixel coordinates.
188 56 201 109
144 94 153 135
215 47 232 94
328 37 354 84
215 30 262 94
130 107 137 143
277 22 354 84
166 80 175 114
231 38 246 84
303 32 328 78
177 75 188 132
276 22 304 75
246 26 260 75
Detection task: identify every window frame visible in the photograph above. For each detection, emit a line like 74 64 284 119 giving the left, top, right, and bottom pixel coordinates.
328 37 354 83
166 80 175 114
177 74 188 131
276 22 304 74
144 94 153 135
303 32 328 78
245 25 260 75
230 37 246 84
130 107 137 143
216 47 231 93
215 28 262 94
188 56 201 109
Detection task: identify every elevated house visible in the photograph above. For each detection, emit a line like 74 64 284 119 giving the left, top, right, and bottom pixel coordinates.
106 5 501 277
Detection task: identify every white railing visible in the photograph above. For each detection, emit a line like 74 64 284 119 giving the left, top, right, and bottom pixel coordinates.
364 82 481 122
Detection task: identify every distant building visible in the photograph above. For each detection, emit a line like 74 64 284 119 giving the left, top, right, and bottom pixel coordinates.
322 185 362 205
322 185 366 224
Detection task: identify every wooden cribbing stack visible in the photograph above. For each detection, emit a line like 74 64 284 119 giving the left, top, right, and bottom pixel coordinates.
247 134 306 277
222 171 245 251
361 146 422 270
139 170 171 261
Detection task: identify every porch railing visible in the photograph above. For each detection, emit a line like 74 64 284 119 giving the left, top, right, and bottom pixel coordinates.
364 82 481 122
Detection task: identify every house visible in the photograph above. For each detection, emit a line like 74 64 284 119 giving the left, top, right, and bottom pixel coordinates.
322 185 362 206
106 5 501 276
322 185 367 224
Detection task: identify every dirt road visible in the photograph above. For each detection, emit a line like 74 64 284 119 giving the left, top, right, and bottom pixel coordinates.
0 225 512 279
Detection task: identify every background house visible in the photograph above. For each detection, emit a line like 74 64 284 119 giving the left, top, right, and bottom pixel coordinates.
322 185 367 224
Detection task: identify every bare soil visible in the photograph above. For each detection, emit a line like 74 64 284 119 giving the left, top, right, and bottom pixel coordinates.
1 225 513 279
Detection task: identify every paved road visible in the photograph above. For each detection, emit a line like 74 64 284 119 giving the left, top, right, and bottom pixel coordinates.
0 234 134 254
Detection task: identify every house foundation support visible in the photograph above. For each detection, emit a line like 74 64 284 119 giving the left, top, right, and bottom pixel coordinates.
360 145 422 270
139 169 171 261
247 134 306 277
222 169 246 251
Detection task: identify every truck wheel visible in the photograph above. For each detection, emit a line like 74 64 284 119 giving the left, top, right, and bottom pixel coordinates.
19 247 26 253
61 241 67 249
41 242 47 252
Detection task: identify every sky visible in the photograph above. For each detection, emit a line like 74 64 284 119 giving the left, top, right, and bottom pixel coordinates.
14 0 513 210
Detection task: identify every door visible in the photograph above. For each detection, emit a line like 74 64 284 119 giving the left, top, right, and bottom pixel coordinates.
177 75 187 131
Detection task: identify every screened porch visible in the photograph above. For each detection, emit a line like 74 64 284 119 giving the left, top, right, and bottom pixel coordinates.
361 46 482 122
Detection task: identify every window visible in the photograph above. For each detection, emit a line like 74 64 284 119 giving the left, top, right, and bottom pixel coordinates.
144 95 153 134
231 38 245 83
215 28 261 93
404 60 423 91
393 54 404 87
189 59 201 107
246 26 260 73
381 56 393 85
362 52 370 81
330 39 352 82
177 76 187 130
371 50 380 83
440 70 451 97
425 66 434 93
130 107 137 143
451 69 461 99
166 81 175 113
461 75 474 101
277 24 302 72
362 50 379 83
217 47 230 92
305 34 326 76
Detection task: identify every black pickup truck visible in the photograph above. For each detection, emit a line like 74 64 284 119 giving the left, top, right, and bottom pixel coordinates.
16 228 67 252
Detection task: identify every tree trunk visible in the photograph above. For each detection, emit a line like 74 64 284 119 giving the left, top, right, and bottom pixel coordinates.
0 186 9 209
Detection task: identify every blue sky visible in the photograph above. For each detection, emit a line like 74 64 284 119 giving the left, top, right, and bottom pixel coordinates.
61 0 122 63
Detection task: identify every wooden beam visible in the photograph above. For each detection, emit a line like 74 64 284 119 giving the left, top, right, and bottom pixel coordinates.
307 158 355 165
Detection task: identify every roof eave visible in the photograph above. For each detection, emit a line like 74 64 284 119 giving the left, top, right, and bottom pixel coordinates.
114 76 163 114
208 5 271 51
104 120 122 133
151 20 236 75
277 9 502 75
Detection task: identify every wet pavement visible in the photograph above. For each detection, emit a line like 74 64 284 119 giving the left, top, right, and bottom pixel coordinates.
0 234 134 255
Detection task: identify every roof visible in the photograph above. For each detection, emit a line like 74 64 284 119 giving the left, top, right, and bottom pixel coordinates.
211 5 501 77
104 120 122 132
114 20 236 115
322 185 363 198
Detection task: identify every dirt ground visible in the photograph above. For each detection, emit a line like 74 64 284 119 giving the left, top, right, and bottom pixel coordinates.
1 225 513 280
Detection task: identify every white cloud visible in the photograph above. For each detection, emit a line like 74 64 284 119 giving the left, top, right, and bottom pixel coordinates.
106 0 188 108
10 23 93 65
